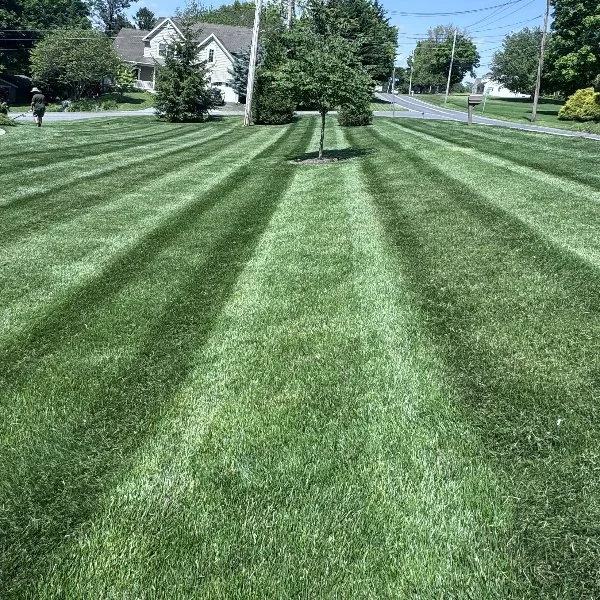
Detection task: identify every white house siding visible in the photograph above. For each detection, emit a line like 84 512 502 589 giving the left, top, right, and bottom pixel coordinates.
147 22 180 60
198 38 237 102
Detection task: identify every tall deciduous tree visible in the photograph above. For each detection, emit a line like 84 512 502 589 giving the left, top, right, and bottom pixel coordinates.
92 0 138 37
283 0 372 158
1 0 90 73
30 28 122 98
153 17 216 121
547 0 600 94
409 25 479 93
491 28 544 96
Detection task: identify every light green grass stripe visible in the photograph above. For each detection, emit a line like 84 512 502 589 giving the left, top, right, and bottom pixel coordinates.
1 121 238 206
28 122 508 599
0 124 284 346
379 120 600 267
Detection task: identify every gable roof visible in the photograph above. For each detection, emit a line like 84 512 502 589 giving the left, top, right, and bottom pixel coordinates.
114 28 154 65
179 21 252 55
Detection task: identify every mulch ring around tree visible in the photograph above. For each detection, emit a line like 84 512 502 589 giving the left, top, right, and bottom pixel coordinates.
289 148 374 165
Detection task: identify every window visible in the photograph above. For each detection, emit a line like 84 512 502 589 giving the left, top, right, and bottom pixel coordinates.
159 43 167 57
208 49 214 62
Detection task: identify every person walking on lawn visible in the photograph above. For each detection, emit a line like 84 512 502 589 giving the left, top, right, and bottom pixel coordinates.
30 87 46 127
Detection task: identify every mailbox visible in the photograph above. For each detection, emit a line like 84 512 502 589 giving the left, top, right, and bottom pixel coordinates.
468 95 483 106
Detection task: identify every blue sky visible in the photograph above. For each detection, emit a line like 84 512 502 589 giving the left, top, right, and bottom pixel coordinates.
128 0 547 78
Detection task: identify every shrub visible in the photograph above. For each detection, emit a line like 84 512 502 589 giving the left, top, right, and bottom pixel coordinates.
558 87 600 121
253 72 295 125
0 113 17 127
337 102 373 127
0 101 8 115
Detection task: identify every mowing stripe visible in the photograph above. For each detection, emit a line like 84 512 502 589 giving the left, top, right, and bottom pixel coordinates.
373 122 600 269
20 120 511 599
384 119 600 204
397 117 600 191
1 120 240 208
0 123 290 347
345 123 600 597
0 118 316 596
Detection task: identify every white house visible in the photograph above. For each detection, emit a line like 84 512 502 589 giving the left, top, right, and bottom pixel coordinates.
473 74 529 98
114 18 252 103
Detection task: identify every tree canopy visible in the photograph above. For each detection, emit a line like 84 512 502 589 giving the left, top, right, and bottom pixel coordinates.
0 0 90 73
30 28 122 98
547 0 600 94
490 28 544 96
134 6 157 30
91 0 138 37
409 25 479 93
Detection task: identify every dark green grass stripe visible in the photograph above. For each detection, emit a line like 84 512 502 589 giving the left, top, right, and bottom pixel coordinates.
0 122 192 166
0 118 316 595
0 124 243 244
346 124 600 597
1 120 238 209
386 118 600 192
369 125 600 297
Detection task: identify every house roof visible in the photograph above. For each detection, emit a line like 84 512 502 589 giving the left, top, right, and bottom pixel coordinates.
114 20 252 67
114 28 154 64
0 74 32 90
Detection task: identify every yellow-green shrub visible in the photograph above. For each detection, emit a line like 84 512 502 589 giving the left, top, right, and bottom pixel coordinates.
558 87 600 121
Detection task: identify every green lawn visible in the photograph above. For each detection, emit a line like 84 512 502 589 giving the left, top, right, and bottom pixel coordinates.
1 116 599 598
7 90 154 113
423 93 600 134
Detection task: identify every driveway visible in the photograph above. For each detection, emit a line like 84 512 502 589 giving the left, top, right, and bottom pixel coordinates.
375 93 600 141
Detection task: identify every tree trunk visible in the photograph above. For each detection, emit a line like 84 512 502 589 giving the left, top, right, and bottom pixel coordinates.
319 110 326 160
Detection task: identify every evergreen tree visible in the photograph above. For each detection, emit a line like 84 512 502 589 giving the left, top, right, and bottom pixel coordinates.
134 6 156 30
92 0 138 37
153 18 216 121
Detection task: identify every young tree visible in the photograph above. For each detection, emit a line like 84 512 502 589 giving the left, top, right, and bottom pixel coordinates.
153 19 216 121
114 63 136 97
30 28 122 98
92 0 137 37
283 2 373 158
134 6 156 29
491 28 544 96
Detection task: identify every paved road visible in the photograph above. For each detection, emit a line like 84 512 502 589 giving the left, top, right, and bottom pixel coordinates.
375 93 600 141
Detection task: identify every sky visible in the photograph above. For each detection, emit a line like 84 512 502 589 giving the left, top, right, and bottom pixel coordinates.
127 0 548 78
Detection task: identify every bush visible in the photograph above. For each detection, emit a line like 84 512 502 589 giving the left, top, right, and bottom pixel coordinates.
337 102 373 127
558 87 600 121
253 72 295 125
0 101 8 115
68 98 118 111
0 113 17 127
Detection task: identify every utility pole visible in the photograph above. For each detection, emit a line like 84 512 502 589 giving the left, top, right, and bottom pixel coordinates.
531 0 551 123
244 0 263 126
444 29 457 105
286 0 295 28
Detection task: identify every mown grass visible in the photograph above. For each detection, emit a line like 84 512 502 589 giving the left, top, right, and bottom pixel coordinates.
1 116 599 598
423 93 600 134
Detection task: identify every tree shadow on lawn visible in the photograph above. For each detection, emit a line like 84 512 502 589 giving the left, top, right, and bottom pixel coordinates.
290 147 375 164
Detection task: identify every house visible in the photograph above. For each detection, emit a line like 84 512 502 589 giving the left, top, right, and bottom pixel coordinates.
114 18 252 103
472 74 529 98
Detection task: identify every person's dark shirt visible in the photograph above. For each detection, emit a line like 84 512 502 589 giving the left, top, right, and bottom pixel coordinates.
31 93 46 111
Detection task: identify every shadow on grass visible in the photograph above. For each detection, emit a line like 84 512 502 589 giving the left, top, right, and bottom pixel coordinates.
290 147 375 163
0 119 316 596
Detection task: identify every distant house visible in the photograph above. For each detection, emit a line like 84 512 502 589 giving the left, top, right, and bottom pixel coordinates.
473 74 529 98
114 18 252 103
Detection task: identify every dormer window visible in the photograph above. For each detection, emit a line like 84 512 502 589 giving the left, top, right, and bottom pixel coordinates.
208 49 214 62
159 43 167 57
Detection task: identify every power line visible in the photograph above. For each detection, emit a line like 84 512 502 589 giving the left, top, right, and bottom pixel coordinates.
389 0 529 17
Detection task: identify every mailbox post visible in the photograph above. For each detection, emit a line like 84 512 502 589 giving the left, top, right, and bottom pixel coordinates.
467 95 483 124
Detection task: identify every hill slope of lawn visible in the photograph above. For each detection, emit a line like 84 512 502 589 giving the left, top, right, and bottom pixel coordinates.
1 116 599 599
423 93 600 134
